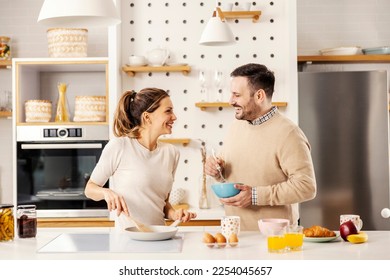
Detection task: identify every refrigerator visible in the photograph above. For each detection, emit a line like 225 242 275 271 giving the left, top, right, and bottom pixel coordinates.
298 70 390 230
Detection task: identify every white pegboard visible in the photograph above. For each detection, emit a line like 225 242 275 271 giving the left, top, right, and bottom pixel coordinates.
119 0 297 209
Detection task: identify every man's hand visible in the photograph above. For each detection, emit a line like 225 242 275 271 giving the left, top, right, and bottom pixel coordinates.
220 184 252 208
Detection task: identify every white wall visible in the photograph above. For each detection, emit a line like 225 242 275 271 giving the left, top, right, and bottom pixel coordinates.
297 0 390 55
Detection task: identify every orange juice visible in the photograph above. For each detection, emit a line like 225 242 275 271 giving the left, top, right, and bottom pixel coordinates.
267 235 286 253
284 232 303 251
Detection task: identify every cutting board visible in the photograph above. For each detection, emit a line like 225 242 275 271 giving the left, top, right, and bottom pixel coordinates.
38 232 183 253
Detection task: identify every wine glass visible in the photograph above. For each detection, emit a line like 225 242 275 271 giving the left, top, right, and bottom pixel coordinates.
214 70 224 101
199 70 208 102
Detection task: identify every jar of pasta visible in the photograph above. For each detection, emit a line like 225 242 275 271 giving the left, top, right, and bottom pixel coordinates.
0 36 11 60
0 204 14 242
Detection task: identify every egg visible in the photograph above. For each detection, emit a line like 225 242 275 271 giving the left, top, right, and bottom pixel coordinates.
203 232 216 247
228 233 239 247
215 232 227 248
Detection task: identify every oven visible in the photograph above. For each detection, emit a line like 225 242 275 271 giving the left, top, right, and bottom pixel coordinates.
16 125 109 218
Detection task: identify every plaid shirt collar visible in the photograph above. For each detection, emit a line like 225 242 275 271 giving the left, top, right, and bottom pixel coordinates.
248 106 277 126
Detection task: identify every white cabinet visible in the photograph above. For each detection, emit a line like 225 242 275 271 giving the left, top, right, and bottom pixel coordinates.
12 57 109 126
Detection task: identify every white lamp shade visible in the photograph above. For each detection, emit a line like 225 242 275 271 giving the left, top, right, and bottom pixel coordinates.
38 0 121 27
199 17 235 46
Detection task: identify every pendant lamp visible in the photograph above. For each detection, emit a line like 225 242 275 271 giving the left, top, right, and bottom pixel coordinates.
37 0 121 27
199 7 235 46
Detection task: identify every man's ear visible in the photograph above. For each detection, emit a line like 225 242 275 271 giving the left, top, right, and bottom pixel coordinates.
255 89 266 102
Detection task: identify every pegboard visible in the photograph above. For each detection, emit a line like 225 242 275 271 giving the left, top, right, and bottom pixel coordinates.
119 0 297 209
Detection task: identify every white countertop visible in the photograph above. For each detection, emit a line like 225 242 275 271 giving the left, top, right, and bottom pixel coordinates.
1 227 390 260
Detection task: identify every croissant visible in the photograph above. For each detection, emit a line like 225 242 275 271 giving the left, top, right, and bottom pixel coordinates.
303 225 336 237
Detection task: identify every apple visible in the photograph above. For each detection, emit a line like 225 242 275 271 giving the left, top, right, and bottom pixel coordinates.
340 220 358 241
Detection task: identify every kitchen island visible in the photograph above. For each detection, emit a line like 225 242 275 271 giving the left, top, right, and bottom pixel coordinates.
1 227 390 260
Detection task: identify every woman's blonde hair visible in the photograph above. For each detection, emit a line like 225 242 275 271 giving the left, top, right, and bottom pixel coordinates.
113 88 169 138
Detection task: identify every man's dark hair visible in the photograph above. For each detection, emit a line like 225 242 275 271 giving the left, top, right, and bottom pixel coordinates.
230 63 275 98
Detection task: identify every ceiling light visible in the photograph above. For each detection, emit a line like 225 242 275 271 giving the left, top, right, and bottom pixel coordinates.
199 7 235 46
37 0 121 27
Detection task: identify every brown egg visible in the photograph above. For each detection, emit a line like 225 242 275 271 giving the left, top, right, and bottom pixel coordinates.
203 232 216 247
229 233 239 247
215 232 227 248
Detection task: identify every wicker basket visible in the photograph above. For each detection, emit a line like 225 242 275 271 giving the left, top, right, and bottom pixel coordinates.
47 28 88 58
25 100 52 122
73 96 106 122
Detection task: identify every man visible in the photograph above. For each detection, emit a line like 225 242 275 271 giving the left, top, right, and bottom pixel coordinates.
205 63 316 230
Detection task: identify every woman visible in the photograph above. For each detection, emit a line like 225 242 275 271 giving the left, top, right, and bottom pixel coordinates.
85 88 196 229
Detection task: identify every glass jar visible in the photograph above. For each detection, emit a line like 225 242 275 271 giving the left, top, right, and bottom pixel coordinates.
17 205 37 238
0 204 14 242
0 36 11 60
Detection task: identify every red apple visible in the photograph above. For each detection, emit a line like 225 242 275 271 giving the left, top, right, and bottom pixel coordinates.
340 220 358 241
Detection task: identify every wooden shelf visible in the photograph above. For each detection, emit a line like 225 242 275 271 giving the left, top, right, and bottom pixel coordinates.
195 102 288 111
222 10 262 22
158 138 191 146
0 111 12 118
298 55 390 64
16 121 108 126
122 65 191 77
0 59 11 69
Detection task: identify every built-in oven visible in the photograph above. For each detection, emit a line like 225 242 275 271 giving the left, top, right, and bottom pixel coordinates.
16 125 109 218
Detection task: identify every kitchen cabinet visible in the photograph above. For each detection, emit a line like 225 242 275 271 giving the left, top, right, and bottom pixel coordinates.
0 60 12 118
122 65 191 77
195 101 288 111
36 217 219 228
13 57 109 126
298 54 390 64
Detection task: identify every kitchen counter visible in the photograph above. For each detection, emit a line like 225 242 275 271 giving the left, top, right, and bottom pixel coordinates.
1 227 390 260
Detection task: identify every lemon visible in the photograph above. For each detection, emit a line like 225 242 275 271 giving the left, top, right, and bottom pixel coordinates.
347 232 368 244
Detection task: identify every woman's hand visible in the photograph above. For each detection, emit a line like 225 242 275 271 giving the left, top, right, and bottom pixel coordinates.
102 188 130 217
172 208 197 223
85 179 129 217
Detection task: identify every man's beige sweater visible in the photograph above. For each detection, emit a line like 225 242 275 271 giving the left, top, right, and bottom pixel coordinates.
221 111 317 230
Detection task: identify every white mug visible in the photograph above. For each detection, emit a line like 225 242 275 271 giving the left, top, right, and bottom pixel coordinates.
340 214 363 231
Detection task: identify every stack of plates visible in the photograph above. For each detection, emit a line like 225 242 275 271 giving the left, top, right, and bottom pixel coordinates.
362 47 390 55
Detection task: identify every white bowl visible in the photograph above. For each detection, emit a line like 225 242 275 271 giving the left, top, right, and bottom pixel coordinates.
319 46 361 56
258 218 290 236
128 55 146 66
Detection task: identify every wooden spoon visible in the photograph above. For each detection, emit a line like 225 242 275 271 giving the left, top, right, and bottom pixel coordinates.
125 215 153 232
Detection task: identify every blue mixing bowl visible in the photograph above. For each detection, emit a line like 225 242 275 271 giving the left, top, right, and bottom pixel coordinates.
211 182 241 198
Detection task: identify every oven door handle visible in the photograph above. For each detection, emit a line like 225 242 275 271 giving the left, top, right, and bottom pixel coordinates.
21 143 103 150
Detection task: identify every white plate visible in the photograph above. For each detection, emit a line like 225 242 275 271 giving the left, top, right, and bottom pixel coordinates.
304 232 340 243
125 225 178 241
165 63 188 66
319 47 361 56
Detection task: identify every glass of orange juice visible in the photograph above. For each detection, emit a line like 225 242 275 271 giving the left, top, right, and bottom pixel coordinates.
285 225 304 251
267 227 287 253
